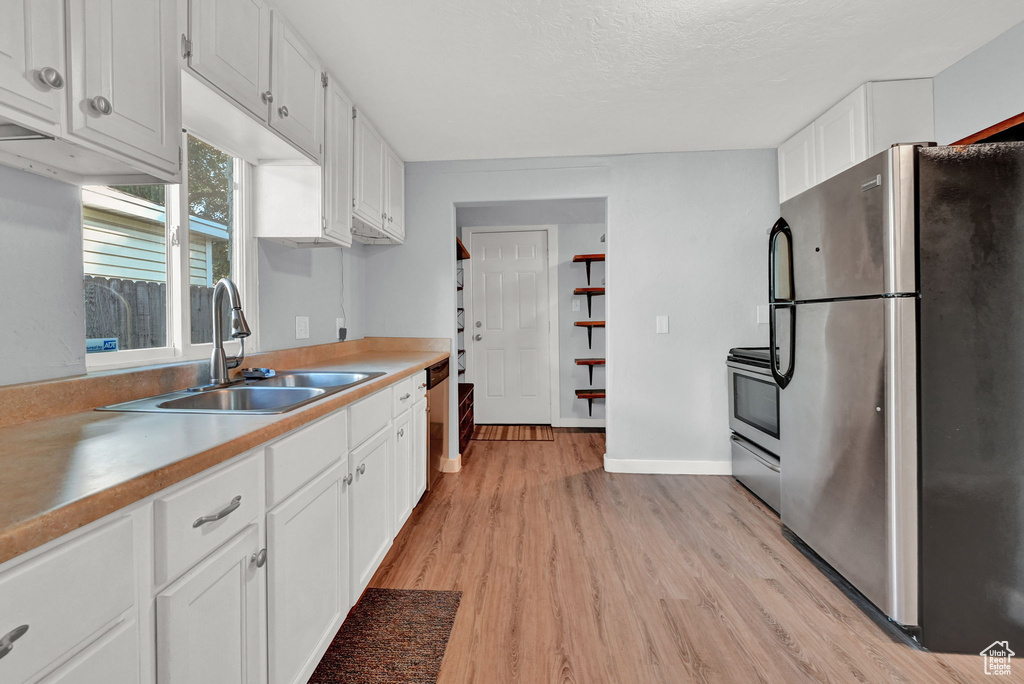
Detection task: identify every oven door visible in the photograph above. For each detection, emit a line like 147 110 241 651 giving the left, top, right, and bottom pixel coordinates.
727 361 781 455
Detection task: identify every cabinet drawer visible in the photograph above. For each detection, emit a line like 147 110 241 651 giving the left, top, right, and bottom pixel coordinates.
413 371 427 401
38 619 139 684
392 377 414 417
0 517 135 684
266 409 347 508
349 388 391 448
154 451 261 585
730 435 781 513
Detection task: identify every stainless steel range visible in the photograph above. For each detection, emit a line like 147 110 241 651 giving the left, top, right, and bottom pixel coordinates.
727 347 781 512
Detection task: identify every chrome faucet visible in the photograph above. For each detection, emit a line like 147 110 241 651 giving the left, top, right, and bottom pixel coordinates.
209 277 251 386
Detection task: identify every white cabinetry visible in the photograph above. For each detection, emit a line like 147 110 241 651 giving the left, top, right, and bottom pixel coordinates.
156 524 264 684
349 426 392 599
37 620 140 684
412 396 428 505
0 0 65 134
392 411 414 534
777 79 934 202
65 0 180 174
267 461 348 684
386 145 406 241
186 0 272 120
352 108 405 244
269 13 322 161
323 76 354 247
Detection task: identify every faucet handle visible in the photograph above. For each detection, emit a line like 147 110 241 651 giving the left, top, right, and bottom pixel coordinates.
241 367 276 379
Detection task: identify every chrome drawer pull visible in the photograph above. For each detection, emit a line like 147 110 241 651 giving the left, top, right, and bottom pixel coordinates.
0 625 29 660
193 495 242 528
400 393 411 401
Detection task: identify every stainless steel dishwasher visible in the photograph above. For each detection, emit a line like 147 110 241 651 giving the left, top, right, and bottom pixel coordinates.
425 358 449 490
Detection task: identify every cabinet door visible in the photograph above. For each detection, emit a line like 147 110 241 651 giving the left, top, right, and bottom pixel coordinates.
156 525 262 684
37 619 139 684
412 398 427 505
814 85 868 183
269 13 322 161
267 461 348 684
778 122 816 202
66 0 181 174
385 145 405 242
323 77 353 247
0 0 65 134
188 0 271 120
350 428 391 599
392 412 413 534
352 110 386 231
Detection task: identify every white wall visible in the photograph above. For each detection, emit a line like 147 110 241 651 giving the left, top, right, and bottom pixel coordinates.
0 166 86 386
257 240 366 351
364 150 778 472
933 21 1024 144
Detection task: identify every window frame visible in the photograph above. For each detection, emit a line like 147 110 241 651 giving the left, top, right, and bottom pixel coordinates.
85 130 260 372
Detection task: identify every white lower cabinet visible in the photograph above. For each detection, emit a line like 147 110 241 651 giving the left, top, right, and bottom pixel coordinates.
349 427 392 599
38 619 140 684
156 524 263 684
412 397 428 505
392 411 414 534
267 461 348 684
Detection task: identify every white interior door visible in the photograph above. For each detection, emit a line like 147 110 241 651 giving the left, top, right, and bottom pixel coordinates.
469 230 551 424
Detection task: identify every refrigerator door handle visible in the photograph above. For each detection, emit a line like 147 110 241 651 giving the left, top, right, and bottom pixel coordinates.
769 304 795 389
768 218 795 389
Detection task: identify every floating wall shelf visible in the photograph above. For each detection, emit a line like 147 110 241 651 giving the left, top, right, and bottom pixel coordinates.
574 320 606 349
572 253 605 285
573 287 605 317
575 358 606 385
575 389 606 416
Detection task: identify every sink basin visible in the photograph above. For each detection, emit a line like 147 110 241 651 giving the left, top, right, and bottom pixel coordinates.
247 371 384 390
157 386 325 413
97 369 387 414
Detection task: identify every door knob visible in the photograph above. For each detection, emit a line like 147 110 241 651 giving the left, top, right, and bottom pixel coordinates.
474 334 482 341
37 67 64 90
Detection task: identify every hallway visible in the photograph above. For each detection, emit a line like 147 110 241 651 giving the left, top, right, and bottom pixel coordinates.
369 430 993 682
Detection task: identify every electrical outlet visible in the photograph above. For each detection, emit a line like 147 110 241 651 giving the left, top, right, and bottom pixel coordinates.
656 315 669 334
336 317 347 341
572 299 581 312
295 316 310 340
336 317 345 330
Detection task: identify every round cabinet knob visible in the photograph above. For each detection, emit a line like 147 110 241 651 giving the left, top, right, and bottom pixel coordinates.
357 463 366 475
388 216 393 223
261 91 273 104
398 428 405 437
250 548 267 568
344 473 353 486
278 105 289 118
88 95 113 116
37 67 64 90
474 334 483 341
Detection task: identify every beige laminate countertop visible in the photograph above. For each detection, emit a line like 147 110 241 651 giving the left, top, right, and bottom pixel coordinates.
0 349 448 565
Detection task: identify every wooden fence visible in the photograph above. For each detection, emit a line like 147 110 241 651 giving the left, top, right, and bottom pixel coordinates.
83 276 228 350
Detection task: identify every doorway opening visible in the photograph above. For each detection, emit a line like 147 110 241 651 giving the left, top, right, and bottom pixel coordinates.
454 198 607 443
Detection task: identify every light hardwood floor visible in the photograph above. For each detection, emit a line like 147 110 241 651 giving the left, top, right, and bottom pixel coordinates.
369 430 1008 683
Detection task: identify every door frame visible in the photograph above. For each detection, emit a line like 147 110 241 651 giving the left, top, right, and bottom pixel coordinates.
462 225 561 426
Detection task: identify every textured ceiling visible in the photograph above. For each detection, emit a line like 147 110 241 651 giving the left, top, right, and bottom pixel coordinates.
273 1 1024 161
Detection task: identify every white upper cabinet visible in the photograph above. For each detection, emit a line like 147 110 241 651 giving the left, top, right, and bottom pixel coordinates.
187 0 272 120
0 0 65 134
777 79 934 202
323 75 354 247
66 0 181 174
386 145 406 242
352 108 387 233
269 12 322 161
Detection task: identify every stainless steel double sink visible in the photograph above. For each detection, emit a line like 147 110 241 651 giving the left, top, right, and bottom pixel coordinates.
98 370 386 415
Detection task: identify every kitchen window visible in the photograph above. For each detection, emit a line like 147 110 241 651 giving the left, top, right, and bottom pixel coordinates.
83 134 257 369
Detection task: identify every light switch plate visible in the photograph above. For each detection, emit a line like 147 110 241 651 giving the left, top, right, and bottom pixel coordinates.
295 316 310 339
572 299 581 312
656 315 669 334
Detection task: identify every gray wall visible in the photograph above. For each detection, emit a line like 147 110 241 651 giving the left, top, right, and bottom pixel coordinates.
365 150 778 472
256 240 366 351
934 21 1024 144
0 165 87 386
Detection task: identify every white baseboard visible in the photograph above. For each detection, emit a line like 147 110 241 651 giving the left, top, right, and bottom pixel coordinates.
603 455 732 475
556 418 606 428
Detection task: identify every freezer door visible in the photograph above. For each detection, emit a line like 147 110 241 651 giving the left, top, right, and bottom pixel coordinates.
780 146 916 300
781 297 918 623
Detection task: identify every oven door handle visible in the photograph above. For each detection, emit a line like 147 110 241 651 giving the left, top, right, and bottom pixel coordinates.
731 435 781 473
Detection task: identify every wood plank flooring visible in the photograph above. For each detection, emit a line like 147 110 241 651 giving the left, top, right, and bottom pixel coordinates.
369 430 1007 683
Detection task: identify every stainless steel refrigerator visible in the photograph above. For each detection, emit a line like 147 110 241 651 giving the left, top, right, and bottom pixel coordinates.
769 142 1024 653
